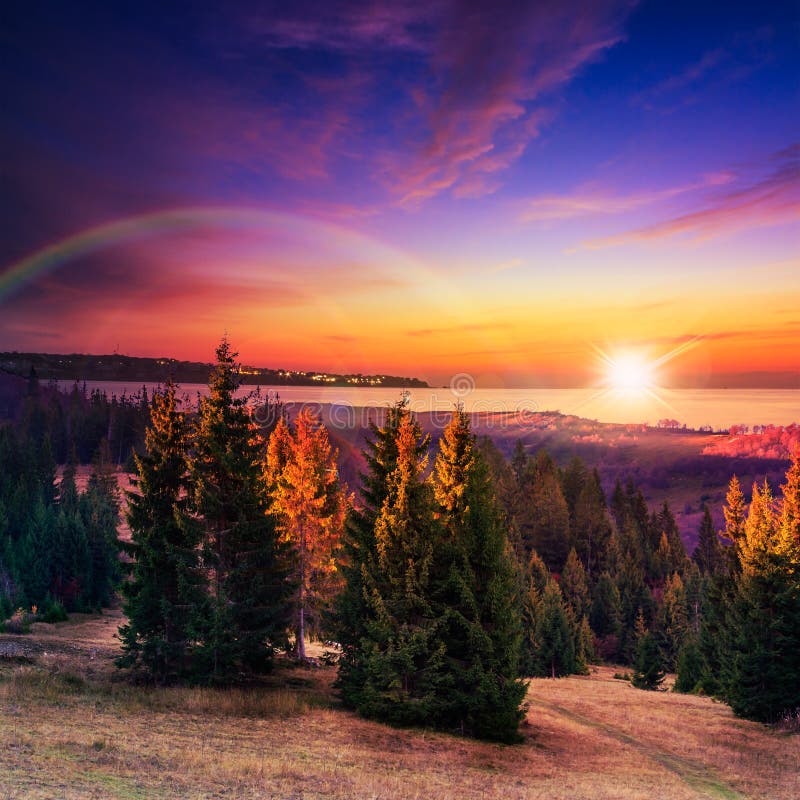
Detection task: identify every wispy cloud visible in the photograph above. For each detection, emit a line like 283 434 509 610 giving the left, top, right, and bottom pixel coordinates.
580 144 800 248
407 321 512 338
520 172 733 222
387 2 635 204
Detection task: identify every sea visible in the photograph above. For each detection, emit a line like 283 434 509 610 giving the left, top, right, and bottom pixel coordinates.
53 381 800 432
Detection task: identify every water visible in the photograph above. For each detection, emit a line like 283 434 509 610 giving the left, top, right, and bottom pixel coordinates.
54 381 800 431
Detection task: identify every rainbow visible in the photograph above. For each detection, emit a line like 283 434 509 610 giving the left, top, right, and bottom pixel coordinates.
0 205 431 303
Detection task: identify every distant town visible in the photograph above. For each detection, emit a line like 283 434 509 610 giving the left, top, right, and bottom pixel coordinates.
0 352 429 388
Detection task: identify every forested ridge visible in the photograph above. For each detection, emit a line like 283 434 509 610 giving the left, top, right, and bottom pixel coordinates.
1 340 798 740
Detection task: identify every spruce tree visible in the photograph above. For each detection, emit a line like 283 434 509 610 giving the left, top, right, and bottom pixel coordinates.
332 398 412 706
354 413 445 727
632 631 665 690
118 383 205 681
190 339 291 680
656 572 689 671
778 449 800 560
561 547 590 620
571 470 611 579
530 579 576 678
724 549 800 722
674 637 703 694
433 408 526 741
693 505 724 575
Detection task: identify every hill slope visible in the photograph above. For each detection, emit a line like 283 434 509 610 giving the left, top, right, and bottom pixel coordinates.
1 613 797 799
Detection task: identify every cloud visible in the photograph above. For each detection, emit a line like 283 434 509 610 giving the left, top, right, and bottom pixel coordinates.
520 172 734 222
388 2 634 204
487 257 526 274
580 144 800 248
407 321 512 338
631 29 775 113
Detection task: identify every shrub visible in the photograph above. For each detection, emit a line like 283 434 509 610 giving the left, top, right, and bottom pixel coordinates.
38 599 69 624
3 608 34 635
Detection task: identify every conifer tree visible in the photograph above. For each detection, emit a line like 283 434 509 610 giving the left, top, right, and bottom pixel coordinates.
561 547 590 620
777 449 800 562
530 579 576 678
354 413 446 727
674 637 703 694
333 398 412 706
739 480 776 574
656 572 689 670
724 550 800 722
721 475 746 567
523 456 570 572
590 571 622 660
266 409 346 660
190 338 291 679
118 383 205 681
571 470 612 579
632 630 665 690
693 505 724 575
81 441 121 609
432 408 526 741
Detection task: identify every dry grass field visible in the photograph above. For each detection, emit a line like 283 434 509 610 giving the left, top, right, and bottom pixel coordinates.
1 612 797 800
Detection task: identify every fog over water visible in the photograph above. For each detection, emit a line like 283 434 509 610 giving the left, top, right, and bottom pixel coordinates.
55 382 800 431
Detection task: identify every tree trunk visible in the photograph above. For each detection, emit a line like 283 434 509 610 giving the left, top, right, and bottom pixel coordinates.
297 605 306 660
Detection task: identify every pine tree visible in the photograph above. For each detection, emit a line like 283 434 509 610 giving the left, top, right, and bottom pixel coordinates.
571 470 611 579
561 547 590 620
354 413 446 727
724 550 800 722
777 449 800 562
432 408 526 741
693 505 724 575
190 338 291 679
266 409 346 660
656 572 689 671
721 475 746 566
674 637 703 694
632 630 665 690
590 571 622 660
522 456 570 573
81 442 121 609
740 480 776 574
118 383 205 681
333 398 413 706
530 579 576 678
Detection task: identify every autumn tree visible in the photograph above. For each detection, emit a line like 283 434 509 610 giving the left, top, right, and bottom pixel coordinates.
777 449 800 561
267 408 347 660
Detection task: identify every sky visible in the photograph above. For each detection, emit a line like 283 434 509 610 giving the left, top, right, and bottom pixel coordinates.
1 0 798 388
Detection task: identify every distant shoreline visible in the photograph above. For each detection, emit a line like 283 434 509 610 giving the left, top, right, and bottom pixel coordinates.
0 351 429 389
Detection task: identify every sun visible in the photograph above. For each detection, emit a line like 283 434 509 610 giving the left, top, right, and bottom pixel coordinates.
606 353 653 393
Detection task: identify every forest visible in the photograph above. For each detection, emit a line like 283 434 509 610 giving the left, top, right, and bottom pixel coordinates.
1 340 798 742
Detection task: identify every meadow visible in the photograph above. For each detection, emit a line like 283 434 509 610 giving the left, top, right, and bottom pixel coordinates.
1 612 797 800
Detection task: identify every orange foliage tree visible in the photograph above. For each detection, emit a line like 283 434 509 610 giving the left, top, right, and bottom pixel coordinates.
266 408 347 659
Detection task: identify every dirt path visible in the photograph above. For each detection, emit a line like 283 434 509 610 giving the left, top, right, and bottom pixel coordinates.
527 696 748 800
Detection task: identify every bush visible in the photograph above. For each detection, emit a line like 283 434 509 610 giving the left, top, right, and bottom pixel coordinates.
38 599 69 624
3 608 33 635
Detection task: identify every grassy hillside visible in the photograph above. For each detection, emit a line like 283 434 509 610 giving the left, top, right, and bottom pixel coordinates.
1 613 797 799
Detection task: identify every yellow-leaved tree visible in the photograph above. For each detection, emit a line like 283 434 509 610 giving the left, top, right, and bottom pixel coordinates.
267 408 347 660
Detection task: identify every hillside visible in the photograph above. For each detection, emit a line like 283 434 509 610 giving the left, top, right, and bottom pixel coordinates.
287 404 791 553
0 352 429 389
0 612 797 799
